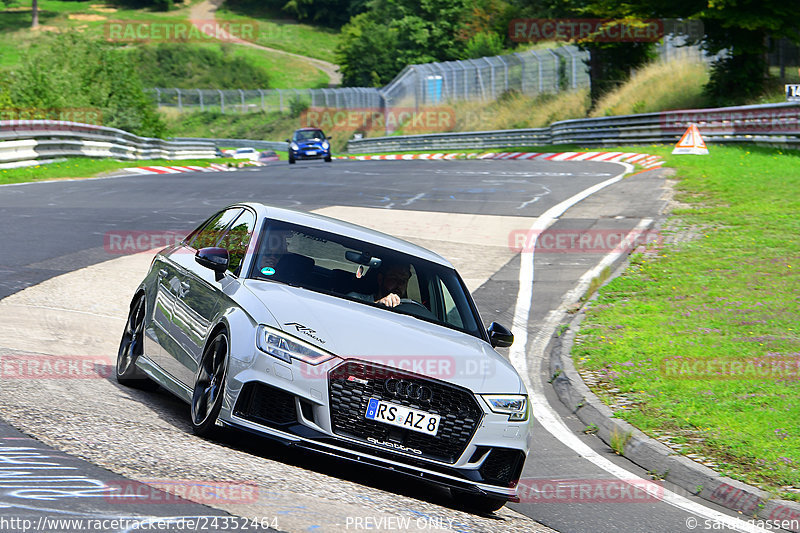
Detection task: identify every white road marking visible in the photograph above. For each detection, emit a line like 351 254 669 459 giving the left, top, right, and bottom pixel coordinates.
517 186 551 210
508 164 768 533
403 193 426 206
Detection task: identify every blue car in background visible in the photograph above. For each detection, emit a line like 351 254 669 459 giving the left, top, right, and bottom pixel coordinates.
287 128 332 164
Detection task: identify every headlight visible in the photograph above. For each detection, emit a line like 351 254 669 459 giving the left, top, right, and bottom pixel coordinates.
290 142 299 151
480 394 529 421
256 325 335 365
322 141 329 150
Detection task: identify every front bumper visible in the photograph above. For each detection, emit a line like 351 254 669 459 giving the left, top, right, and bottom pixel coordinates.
221 357 530 500
290 148 330 160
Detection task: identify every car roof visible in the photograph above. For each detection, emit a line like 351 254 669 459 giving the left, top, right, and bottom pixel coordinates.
238 203 453 268
295 127 323 131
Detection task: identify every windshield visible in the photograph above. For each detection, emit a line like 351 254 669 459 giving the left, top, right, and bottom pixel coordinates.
249 220 484 339
293 130 325 141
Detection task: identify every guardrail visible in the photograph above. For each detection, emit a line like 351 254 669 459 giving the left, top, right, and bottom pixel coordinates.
0 120 216 167
170 137 287 151
347 102 800 153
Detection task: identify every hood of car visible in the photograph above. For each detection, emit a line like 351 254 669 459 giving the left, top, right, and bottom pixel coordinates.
243 280 525 394
296 140 325 148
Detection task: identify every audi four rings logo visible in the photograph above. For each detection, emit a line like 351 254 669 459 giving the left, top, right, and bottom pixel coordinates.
385 378 433 402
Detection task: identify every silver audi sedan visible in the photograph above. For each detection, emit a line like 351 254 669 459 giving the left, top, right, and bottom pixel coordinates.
117 202 532 512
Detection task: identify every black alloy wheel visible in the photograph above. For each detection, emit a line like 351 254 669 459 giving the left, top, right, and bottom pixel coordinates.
191 331 229 436
116 295 155 389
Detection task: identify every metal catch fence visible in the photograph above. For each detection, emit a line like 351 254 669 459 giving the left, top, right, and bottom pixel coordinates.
146 46 592 114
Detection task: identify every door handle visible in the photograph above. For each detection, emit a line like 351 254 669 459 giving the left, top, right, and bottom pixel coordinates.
158 269 168 278
179 281 190 296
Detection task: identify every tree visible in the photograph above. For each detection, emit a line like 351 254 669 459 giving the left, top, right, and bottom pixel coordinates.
565 0 800 104
336 13 401 86
694 0 798 104
336 0 471 86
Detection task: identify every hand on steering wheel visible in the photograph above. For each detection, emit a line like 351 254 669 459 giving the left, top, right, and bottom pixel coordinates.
398 298 427 310
376 293 402 307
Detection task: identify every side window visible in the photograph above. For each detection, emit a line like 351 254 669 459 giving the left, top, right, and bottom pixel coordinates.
406 265 421 303
221 210 256 275
439 278 464 328
189 208 242 250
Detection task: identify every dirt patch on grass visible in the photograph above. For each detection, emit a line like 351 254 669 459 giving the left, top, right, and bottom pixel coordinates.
90 4 119 12
68 13 107 21
31 25 61 32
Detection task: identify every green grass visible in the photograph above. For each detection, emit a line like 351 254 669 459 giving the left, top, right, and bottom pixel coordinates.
215 8 340 64
223 44 328 88
572 144 800 500
0 157 233 184
162 107 351 150
590 58 710 117
0 0 329 88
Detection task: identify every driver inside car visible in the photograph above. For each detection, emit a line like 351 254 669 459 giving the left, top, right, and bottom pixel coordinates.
258 231 288 271
349 262 411 308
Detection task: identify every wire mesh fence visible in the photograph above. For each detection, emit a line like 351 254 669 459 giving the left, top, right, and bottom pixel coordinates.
148 87 383 114
146 45 591 115
147 35 791 121
768 37 800 82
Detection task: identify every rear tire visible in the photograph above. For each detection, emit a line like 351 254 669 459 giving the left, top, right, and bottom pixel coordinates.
191 331 229 437
116 295 157 390
450 488 507 514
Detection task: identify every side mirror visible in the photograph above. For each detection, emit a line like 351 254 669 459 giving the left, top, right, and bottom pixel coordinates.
195 247 229 280
285 139 290 143
487 322 514 348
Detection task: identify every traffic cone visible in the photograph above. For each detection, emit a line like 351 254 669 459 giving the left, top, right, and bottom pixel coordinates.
672 123 709 155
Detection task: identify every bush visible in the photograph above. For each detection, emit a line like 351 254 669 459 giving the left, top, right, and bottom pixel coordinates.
288 95 310 118
6 33 165 137
152 0 173 10
704 53 767 106
462 31 504 59
133 43 270 90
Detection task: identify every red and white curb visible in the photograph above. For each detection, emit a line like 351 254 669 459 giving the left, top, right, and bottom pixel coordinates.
337 151 664 169
122 163 237 175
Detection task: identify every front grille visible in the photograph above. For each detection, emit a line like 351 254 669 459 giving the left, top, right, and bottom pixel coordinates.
234 382 297 427
328 360 483 464
480 448 525 487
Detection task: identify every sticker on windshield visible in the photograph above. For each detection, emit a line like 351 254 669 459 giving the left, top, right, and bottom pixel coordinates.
261 267 276 276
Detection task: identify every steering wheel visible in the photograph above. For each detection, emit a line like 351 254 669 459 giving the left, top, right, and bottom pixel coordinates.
395 298 437 320
398 298 427 309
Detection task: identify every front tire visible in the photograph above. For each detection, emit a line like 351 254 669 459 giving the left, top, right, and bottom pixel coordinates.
289 156 296 164
191 331 229 437
324 155 332 162
116 295 156 389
